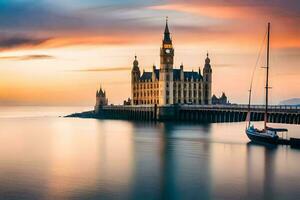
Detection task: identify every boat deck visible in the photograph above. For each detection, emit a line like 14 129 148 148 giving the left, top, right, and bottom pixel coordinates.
277 138 300 148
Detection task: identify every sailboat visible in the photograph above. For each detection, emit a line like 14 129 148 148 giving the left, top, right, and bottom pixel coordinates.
245 23 288 145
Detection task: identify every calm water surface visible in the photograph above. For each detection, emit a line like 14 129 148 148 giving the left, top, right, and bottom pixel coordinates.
0 106 299 200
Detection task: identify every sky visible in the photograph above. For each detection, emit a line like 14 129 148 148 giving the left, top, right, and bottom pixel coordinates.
0 0 299 106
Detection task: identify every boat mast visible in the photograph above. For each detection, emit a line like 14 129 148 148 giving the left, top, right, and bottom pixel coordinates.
247 88 252 128
264 23 270 130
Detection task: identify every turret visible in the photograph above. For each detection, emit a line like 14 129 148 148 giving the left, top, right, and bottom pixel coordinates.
203 52 212 104
95 85 108 113
180 63 184 81
152 64 157 81
131 55 140 105
131 55 140 83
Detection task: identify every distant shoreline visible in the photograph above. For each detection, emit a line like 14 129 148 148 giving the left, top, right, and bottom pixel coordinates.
65 110 95 118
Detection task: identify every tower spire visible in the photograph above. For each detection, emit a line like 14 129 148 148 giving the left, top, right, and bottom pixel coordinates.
163 17 171 43
165 16 169 34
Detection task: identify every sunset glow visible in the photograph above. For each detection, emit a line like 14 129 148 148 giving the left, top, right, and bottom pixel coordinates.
0 0 299 105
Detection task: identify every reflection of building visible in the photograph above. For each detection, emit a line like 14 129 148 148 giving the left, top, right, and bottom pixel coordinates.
212 92 229 105
95 86 108 113
131 18 212 106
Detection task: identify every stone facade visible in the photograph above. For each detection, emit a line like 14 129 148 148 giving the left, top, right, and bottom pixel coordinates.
131 19 212 105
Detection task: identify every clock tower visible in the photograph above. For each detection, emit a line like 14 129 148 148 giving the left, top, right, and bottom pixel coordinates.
159 17 174 105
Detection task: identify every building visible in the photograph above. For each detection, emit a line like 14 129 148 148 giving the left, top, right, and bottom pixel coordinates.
131 18 212 105
212 92 229 105
95 86 108 113
123 98 132 105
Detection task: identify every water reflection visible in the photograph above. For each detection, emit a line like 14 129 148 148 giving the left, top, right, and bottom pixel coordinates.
0 115 299 200
246 142 276 200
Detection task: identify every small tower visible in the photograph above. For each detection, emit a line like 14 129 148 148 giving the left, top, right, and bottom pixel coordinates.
95 86 108 113
203 52 212 104
159 17 174 105
131 55 140 105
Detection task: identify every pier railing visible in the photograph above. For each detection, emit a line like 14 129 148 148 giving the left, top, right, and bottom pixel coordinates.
97 104 300 124
180 104 300 113
104 104 300 113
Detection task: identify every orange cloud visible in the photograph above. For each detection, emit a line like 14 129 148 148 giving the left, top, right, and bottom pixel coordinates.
0 54 54 61
149 4 255 19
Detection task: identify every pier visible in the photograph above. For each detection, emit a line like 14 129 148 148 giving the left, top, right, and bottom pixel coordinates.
91 104 300 124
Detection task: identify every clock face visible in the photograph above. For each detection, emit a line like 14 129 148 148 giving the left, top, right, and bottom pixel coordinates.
165 49 171 54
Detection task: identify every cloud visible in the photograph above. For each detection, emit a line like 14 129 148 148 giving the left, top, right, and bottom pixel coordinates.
0 1 85 31
68 67 131 72
213 64 235 68
0 1 166 51
0 54 55 61
0 36 50 51
0 0 299 52
151 1 300 22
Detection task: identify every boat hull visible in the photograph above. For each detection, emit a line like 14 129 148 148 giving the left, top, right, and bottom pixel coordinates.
246 129 278 145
